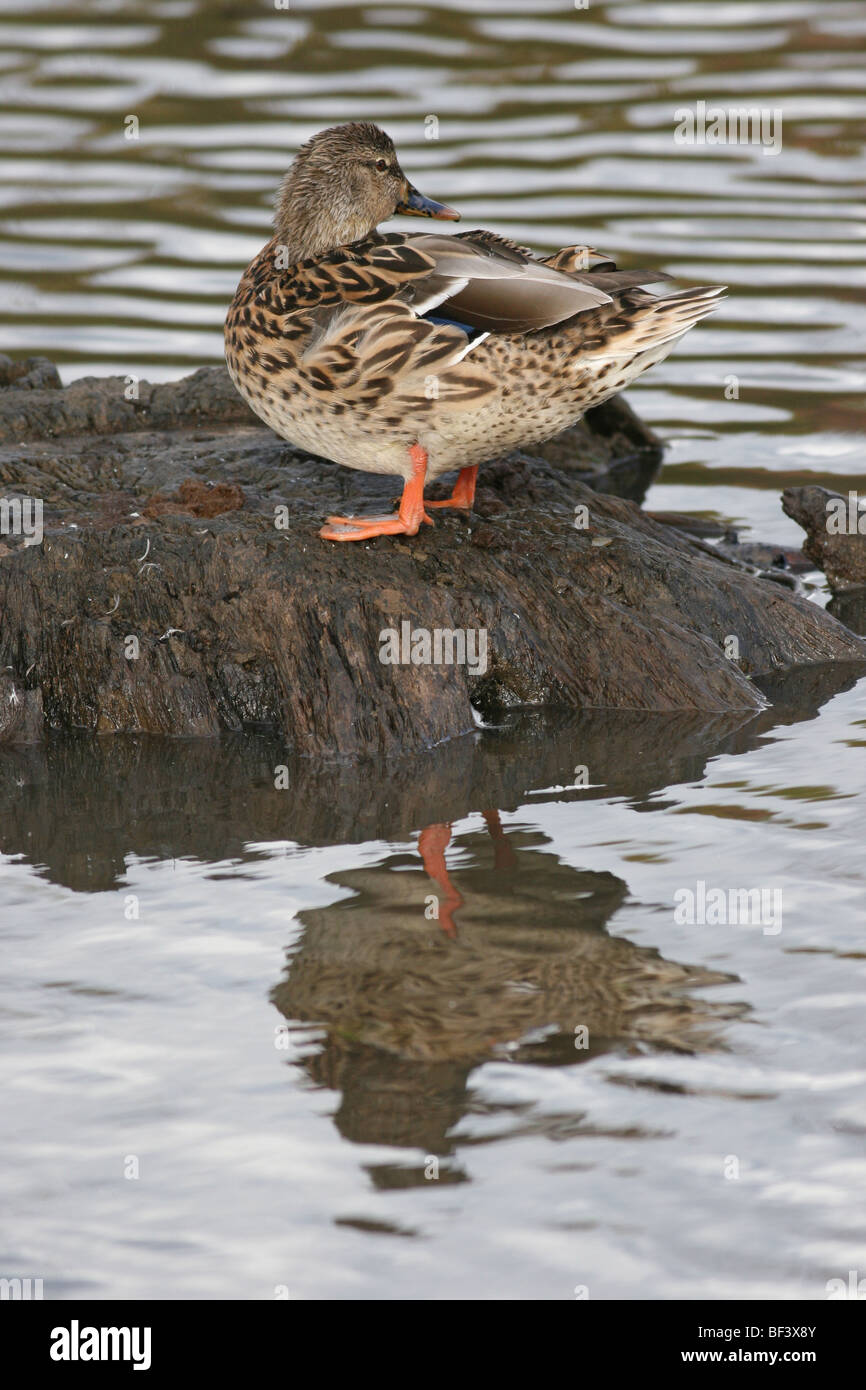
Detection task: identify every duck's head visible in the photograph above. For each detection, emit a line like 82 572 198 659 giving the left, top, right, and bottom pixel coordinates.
273 122 459 261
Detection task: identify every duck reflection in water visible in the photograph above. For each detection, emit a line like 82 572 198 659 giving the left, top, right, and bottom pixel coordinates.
418 809 516 938
272 813 743 1171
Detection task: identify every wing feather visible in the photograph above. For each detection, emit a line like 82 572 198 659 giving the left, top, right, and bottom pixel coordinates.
302 300 498 414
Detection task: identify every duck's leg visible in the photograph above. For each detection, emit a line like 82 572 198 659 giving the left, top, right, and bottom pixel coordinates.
426 465 478 511
418 822 462 939
320 443 434 542
482 808 517 871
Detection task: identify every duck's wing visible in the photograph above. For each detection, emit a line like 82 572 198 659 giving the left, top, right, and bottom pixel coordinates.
301 299 497 414
402 230 614 333
278 235 444 313
231 236 498 414
278 231 666 335
392 230 671 334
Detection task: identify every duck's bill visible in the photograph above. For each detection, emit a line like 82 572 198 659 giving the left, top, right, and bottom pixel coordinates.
396 184 460 220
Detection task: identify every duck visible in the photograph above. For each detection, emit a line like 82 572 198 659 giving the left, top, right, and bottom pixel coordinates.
225 122 724 542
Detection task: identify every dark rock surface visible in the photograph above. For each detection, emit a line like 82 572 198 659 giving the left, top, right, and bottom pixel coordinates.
0 363 864 752
0 353 62 392
783 484 866 593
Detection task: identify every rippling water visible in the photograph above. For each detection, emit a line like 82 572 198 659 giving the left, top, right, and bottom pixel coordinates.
2 1 866 1300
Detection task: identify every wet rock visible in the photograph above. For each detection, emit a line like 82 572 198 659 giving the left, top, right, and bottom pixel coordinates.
783 485 866 592
0 363 254 443
714 539 812 574
646 512 811 573
0 363 864 752
0 673 44 744
0 354 62 393
756 567 798 589
828 590 866 637
644 510 730 538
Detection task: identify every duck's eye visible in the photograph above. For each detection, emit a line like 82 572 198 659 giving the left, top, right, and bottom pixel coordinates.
375 158 389 172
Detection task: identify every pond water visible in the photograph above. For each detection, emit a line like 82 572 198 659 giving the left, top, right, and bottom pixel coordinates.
1 0 865 1299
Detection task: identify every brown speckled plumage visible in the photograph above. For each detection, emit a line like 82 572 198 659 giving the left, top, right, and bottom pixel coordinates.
224 123 725 539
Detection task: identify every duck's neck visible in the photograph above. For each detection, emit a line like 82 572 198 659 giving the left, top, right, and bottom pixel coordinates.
273 177 377 262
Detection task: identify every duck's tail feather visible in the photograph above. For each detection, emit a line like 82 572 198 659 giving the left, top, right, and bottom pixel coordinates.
578 285 726 361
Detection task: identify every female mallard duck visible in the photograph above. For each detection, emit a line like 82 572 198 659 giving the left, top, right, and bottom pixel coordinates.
225 122 724 542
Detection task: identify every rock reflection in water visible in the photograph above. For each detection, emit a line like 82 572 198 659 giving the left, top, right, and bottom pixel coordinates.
0 670 858 1185
0 665 860 893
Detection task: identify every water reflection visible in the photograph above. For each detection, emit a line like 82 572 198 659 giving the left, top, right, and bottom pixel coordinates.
1 662 865 1293
272 820 740 1168
1 664 861 892
0 709 780 890
1 664 862 1179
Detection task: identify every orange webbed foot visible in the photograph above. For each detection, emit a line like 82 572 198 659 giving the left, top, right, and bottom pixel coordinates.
319 443 434 542
426 465 478 512
319 512 432 542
